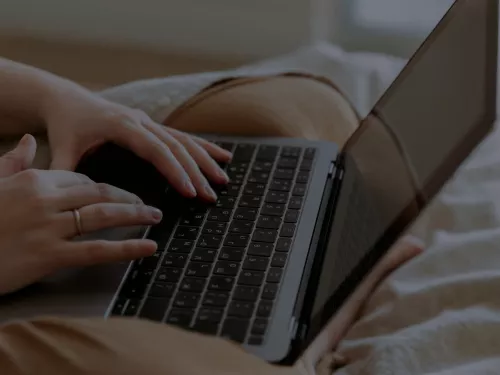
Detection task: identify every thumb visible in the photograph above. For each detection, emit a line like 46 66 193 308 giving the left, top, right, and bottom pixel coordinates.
0 134 37 178
50 144 79 171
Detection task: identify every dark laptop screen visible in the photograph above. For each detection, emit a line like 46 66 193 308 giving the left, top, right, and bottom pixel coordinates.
306 0 498 341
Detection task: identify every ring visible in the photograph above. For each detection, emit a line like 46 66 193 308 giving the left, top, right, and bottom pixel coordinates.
72 209 83 236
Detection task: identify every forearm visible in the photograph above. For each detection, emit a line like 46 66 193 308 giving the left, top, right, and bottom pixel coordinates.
0 57 88 136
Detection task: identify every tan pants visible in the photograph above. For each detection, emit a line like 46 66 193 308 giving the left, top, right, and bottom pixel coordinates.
0 75 359 375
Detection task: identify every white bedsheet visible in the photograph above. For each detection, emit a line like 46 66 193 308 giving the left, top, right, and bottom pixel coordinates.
100 43 500 375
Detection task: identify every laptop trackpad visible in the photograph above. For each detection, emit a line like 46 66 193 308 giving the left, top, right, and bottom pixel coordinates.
0 226 143 324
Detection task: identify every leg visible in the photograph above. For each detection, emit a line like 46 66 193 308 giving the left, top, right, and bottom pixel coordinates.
165 75 360 146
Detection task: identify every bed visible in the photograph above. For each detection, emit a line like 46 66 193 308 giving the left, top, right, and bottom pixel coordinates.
97 43 500 374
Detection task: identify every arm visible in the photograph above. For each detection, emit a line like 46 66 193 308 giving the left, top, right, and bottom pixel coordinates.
0 57 87 136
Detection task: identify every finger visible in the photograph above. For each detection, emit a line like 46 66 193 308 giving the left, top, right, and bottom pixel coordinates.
114 121 197 198
145 121 218 202
167 128 230 185
57 203 162 237
379 235 424 275
187 134 233 162
0 134 37 177
55 183 142 211
41 169 94 188
55 239 157 268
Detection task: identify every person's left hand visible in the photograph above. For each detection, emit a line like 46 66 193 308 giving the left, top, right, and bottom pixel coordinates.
43 90 232 202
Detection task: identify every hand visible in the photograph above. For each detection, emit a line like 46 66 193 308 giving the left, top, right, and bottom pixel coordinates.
0 136 163 295
298 236 424 374
44 90 232 201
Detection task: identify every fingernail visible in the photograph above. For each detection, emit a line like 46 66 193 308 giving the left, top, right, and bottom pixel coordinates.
218 169 230 183
150 207 163 221
19 134 30 146
184 180 197 197
204 184 218 201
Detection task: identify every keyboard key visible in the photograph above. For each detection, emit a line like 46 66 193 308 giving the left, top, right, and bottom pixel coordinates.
229 220 254 234
213 261 240 276
274 168 295 180
228 301 255 318
207 208 232 222
148 221 175 250
252 229 278 243
156 267 182 282
267 268 283 283
208 276 235 291
196 307 224 323
300 159 313 171
168 239 195 254
248 242 273 257
191 248 217 262
120 281 147 299
280 223 296 238
192 321 219 335
289 197 303 210
185 262 212 277
269 179 292 192
292 184 307 197
239 195 262 208
257 301 274 318
179 277 206 293
218 247 245 261
284 209 299 223
248 336 264 346
243 183 266 196
238 270 265 286
139 252 162 271
221 318 250 343
224 234 250 247
227 163 249 175
233 285 260 302
202 222 227 235
203 291 230 307
123 299 140 316
281 147 301 158
173 292 200 308
197 234 223 249
227 172 245 185
262 284 278 300
179 212 205 226
265 191 288 204
174 226 199 240
233 144 256 162
234 208 258 221
277 157 299 169
256 215 281 229
219 184 241 197
167 308 194 327
256 145 279 161
111 298 127 315
149 282 176 298
271 253 288 268
243 255 269 271
163 253 189 268
304 147 316 159
296 171 310 184
252 161 273 172
139 297 169 321
247 171 270 184
261 203 285 216
216 196 237 209
251 318 269 335
276 237 292 252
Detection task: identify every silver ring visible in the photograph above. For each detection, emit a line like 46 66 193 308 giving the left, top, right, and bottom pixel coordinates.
73 209 83 236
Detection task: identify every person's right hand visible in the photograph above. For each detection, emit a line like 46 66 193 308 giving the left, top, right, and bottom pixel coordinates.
0 135 163 295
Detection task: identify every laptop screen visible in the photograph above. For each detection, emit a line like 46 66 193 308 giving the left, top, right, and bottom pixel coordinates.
305 0 498 343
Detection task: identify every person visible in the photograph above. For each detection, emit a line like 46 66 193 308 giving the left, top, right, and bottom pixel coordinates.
0 58 423 375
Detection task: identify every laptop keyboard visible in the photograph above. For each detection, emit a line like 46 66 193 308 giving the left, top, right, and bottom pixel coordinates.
110 142 316 345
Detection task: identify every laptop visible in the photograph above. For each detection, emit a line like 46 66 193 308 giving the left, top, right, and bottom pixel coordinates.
75 0 498 364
